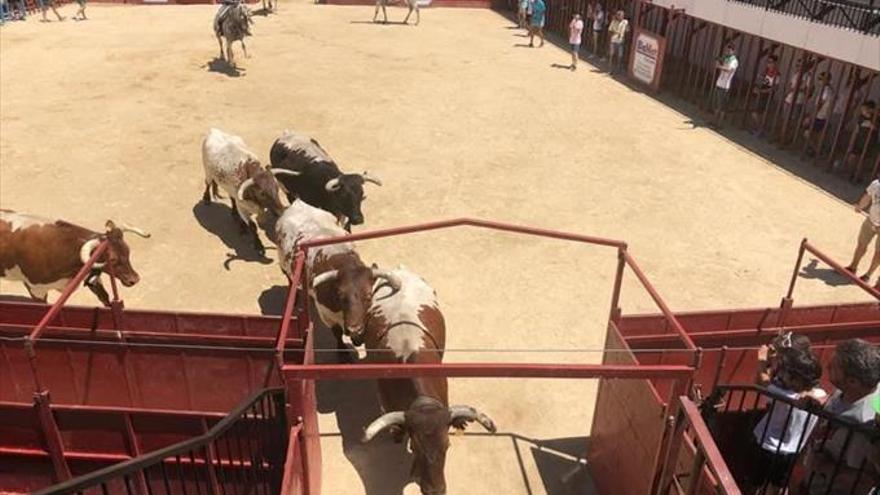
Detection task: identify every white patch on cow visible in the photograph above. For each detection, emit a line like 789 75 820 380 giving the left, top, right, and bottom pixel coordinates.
0 210 53 232
276 130 333 162
202 128 263 219
2 265 68 301
370 266 439 361
275 200 357 329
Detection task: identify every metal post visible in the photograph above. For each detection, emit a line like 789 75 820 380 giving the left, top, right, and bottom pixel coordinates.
34 391 72 482
608 247 627 324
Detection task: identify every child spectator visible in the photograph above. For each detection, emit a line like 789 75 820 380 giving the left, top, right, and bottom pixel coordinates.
752 346 824 494
750 55 780 136
568 13 584 71
757 332 812 386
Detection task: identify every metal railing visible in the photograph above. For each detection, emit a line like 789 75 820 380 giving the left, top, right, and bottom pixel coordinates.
656 396 742 495
729 0 880 35
702 384 880 495
34 387 289 495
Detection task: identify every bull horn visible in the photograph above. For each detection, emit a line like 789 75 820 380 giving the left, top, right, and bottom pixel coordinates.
449 406 497 434
324 177 342 192
361 172 382 187
270 169 300 178
79 239 106 269
237 177 256 201
372 269 402 292
362 411 406 443
312 270 339 288
120 224 151 238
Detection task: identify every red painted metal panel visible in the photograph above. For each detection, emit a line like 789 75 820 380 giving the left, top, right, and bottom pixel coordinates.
589 322 672 495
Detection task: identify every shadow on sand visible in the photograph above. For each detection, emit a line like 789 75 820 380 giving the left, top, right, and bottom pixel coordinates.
312 319 414 495
203 58 244 78
191 201 272 269
798 258 861 288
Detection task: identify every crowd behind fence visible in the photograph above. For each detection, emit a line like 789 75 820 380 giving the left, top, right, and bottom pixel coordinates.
508 0 880 184
728 0 880 36
702 384 879 495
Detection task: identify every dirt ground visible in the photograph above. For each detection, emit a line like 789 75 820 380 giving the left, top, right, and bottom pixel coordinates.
0 2 871 494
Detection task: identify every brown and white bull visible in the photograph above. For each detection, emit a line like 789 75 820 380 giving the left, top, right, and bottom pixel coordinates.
202 128 299 256
0 210 150 307
274 200 398 358
357 266 497 495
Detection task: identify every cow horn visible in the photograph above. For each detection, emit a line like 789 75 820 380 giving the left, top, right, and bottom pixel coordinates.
79 239 106 269
372 269 402 292
361 172 382 186
312 270 339 288
271 169 300 178
237 178 256 201
324 177 342 192
120 224 151 238
448 406 497 433
362 412 406 443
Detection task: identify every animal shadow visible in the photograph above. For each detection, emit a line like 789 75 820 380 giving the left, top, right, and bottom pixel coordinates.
313 320 414 495
204 58 244 78
257 285 288 316
349 20 409 25
251 7 272 16
191 201 272 268
798 258 857 288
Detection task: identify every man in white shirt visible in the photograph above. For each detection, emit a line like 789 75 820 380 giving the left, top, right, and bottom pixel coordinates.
590 3 605 57
845 178 880 286
803 72 835 156
711 44 738 128
607 10 628 74
802 340 880 495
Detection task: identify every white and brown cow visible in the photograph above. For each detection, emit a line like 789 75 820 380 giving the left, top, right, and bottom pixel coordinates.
202 127 299 256
0 210 150 306
274 200 398 358
358 266 496 495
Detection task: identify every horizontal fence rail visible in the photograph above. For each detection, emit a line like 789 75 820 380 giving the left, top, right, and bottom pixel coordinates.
729 0 880 35
34 388 289 495
702 384 880 495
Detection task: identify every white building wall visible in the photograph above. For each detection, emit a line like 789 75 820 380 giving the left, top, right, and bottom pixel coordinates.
650 0 880 71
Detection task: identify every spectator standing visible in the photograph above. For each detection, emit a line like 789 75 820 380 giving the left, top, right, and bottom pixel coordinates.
749 55 780 136
845 176 880 285
710 44 739 128
751 347 824 495
568 13 584 70
37 0 64 22
606 10 628 74
837 101 878 181
802 339 880 495
784 58 814 126
804 72 834 157
528 0 545 48
591 3 605 58
517 0 528 29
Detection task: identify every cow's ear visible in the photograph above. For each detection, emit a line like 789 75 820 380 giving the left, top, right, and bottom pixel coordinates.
105 220 116 232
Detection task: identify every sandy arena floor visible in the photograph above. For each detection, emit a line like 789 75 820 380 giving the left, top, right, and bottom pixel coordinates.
0 2 870 494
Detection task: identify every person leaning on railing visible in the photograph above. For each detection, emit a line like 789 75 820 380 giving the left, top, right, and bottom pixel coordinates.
800 339 880 495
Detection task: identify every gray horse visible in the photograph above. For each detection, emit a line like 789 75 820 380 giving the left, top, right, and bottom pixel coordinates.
373 0 420 25
214 2 253 67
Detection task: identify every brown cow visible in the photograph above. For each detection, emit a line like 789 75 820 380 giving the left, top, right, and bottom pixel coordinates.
357 266 497 495
0 210 150 306
274 200 398 359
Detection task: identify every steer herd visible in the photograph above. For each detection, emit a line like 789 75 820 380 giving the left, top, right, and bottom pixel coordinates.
0 127 496 495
